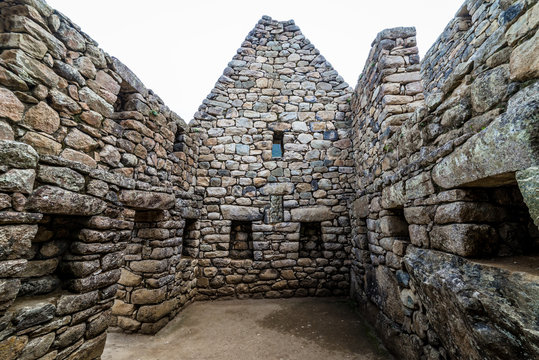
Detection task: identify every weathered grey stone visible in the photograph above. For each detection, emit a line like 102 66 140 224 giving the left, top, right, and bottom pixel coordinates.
379 216 408 237
471 65 509 113
78 87 114 117
67 269 121 292
0 279 20 307
434 202 504 224
0 33 47 59
37 166 85 192
12 302 55 330
64 332 107 360
0 140 39 169
131 287 166 305
0 259 27 277
405 173 434 200
56 291 99 316
111 57 148 97
221 205 263 221
516 166 539 227
119 190 175 210
0 50 59 87
290 206 335 221
381 181 405 209
260 183 294 195
405 248 539 360
53 323 86 348
509 30 539 81
136 299 177 322
432 83 539 188
27 186 106 215
430 224 497 257
19 333 54 360
0 169 35 194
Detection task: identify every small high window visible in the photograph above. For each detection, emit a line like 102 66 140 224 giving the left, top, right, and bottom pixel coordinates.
272 131 283 158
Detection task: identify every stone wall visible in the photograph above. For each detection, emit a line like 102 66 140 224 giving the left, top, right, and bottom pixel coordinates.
0 0 538 359
0 0 200 358
190 16 355 300
348 0 539 359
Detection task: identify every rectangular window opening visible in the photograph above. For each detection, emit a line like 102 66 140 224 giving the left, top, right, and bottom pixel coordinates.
182 219 198 258
299 222 322 258
272 131 284 158
230 221 253 259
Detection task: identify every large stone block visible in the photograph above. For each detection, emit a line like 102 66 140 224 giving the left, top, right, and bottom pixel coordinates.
381 181 405 209
432 82 539 188
405 172 434 200
26 186 106 215
405 248 539 360
290 206 335 222
37 166 85 192
22 101 60 134
510 30 539 81
259 183 294 195
434 202 504 224
136 299 178 322
111 57 148 97
0 140 39 169
430 224 497 257
0 169 35 194
471 65 509 113
0 49 59 87
221 205 263 221
379 216 409 237
119 190 175 210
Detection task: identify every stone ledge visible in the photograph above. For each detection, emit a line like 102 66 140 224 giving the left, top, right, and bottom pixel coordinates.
119 190 175 210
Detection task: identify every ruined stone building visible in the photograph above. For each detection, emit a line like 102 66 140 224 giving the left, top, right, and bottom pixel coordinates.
0 0 537 359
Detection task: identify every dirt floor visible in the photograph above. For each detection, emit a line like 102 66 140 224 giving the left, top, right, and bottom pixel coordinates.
102 297 393 360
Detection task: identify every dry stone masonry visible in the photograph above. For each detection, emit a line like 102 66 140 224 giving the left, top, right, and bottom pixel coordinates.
0 0 537 359
189 15 354 300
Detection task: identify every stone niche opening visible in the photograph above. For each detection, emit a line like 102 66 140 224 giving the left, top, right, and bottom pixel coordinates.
181 218 197 259
465 185 539 273
229 221 253 259
18 215 87 298
299 222 322 258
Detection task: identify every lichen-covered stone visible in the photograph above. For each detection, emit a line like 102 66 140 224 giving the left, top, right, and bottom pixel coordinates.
26 186 106 215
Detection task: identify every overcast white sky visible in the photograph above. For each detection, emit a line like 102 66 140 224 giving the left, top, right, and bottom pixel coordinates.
46 0 463 121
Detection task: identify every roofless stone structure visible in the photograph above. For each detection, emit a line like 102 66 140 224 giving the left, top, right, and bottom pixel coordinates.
0 0 537 359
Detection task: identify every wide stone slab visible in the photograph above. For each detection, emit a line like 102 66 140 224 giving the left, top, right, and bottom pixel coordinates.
290 206 335 222
259 183 294 195
26 185 106 216
119 190 175 210
405 247 539 360
432 82 539 188
221 205 263 221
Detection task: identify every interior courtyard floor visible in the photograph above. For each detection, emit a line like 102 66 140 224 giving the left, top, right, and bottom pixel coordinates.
102 297 393 360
